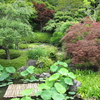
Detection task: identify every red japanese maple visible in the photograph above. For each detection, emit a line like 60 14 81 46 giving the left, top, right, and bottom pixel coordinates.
33 2 55 31
61 17 100 68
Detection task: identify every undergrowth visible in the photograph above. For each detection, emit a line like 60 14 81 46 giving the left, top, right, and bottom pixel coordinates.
75 70 100 99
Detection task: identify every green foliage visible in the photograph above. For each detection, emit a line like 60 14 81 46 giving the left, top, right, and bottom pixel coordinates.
35 61 76 100
43 11 81 32
56 21 78 33
37 57 54 68
0 50 27 69
56 52 66 61
24 32 52 43
50 32 64 46
79 0 100 21
27 47 49 60
56 0 83 12
27 45 58 60
0 65 16 87
50 21 78 46
0 0 35 59
20 66 37 83
18 43 41 49
76 70 100 99
42 45 58 59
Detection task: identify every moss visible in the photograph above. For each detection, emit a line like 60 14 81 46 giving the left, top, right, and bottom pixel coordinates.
0 50 28 70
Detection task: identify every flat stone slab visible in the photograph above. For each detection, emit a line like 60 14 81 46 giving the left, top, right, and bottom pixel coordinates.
4 83 39 98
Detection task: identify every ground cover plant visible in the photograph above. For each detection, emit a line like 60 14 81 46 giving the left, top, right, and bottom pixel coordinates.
75 70 100 100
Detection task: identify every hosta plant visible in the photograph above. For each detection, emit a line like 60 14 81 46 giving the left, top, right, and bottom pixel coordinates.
35 61 76 100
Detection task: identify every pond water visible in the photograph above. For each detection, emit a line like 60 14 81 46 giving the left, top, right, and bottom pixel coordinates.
0 86 10 100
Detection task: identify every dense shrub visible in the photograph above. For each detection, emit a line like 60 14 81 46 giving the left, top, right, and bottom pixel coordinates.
27 47 48 60
50 21 78 46
50 32 64 46
55 21 78 33
24 32 52 43
0 50 27 69
43 11 80 32
42 45 58 59
56 52 66 61
37 56 54 68
61 17 100 68
27 45 58 60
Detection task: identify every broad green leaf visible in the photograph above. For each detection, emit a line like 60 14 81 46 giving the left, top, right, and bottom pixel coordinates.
11 98 20 100
0 65 4 70
54 83 66 94
0 83 8 87
30 75 36 81
66 96 74 99
0 72 10 81
68 72 76 79
50 64 58 72
59 79 69 90
38 83 50 90
58 68 68 76
5 67 16 73
26 66 35 74
64 78 73 85
55 61 68 67
49 73 60 81
45 78 54 88
20 70 29 76
50 87 57 94
21 96 33 100
52 93 65 100
20 89 33 96
35 91 42 97
41 90 52 100
68 91 76 95
7 82 13 85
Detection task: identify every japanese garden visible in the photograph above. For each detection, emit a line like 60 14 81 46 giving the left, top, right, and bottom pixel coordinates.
0 0 100 100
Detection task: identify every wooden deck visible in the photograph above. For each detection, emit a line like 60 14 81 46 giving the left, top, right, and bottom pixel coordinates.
4 83 39 98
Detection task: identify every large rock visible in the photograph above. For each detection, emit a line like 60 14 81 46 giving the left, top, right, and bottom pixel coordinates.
17 66 28 72
27 59 37 67
35 73 51 79
70 80 82 92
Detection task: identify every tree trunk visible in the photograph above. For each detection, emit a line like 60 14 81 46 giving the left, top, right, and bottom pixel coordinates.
40 22 43 32
0 45 10 60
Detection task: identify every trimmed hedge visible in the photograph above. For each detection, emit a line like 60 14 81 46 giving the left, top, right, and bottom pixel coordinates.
0 50 28 69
